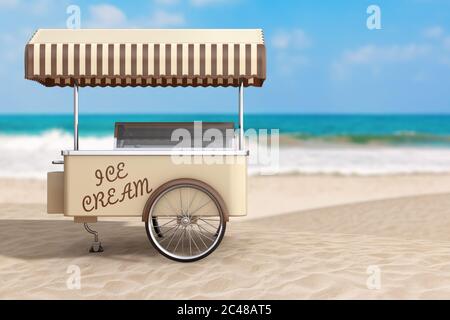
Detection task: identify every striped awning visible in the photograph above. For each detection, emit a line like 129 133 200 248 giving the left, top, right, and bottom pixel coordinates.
24 29 266 88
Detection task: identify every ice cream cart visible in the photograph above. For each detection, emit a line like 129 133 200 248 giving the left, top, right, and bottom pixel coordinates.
24 29 266 262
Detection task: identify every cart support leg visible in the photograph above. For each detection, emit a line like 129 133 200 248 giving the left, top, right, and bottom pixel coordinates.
84 223 103 253
74 83 79 151
239 81 244 151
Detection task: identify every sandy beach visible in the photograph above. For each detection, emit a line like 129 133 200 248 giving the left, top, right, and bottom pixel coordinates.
0 174 449 299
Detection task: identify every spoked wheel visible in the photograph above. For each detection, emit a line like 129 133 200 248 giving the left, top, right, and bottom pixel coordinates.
145 179 227 262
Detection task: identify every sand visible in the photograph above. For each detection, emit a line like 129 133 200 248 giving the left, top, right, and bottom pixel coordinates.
1 174 450 299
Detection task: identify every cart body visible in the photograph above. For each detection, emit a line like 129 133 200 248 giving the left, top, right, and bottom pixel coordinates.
48 152 247 219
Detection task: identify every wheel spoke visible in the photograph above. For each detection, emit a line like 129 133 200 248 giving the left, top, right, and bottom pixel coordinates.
163 194 178 213
189 227 199 252
154 216 178 219
157 218 177 228
160 222 179 235
196 224 215 241
191 199 212 215
179 188 183 214
164 224 180 247
188 227 193 256
186 188 190 218
198 218 220 230
192 225 209 249
173 227 185 253
197 222 217 235
187 189 198 217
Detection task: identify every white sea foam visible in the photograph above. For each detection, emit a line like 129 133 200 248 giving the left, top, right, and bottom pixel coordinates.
249 146 450 176
0 130 113 179
1 131 450 179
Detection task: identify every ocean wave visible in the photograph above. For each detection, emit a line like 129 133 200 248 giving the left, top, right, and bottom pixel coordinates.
248 143 450 176
288 132 450 147
0 131 113 179
1 132 450 178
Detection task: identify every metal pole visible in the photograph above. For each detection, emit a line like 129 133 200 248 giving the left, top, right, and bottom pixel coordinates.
74 83 79 150
239 82 244 150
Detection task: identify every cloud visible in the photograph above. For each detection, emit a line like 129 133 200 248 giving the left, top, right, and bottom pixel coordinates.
0 0 19 9
0 33 20 62
86 5 184 28
155 0 180 5
275 53 309 75
190 0 229 7
332 43 431 80
271 29 311 75
87 4 127 28
444 37 450 50
272 29 311 50
149 10 185 27
341 44 430 64
423 26 444 39
424 26 450 51
2 0 66 16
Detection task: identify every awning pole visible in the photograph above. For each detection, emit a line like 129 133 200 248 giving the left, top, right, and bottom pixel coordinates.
239 82 244 151
74 82 79 150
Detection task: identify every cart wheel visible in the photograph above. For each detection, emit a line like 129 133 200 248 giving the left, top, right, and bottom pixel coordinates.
145 180 226 262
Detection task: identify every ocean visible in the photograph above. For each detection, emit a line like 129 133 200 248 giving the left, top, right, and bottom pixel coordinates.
1 114 450 178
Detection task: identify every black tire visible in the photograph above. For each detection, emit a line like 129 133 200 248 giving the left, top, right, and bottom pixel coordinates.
151 217 163 238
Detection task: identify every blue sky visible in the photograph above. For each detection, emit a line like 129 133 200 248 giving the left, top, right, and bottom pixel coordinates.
1 0 450 114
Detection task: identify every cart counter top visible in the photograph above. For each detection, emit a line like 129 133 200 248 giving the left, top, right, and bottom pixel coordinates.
62 149 249 156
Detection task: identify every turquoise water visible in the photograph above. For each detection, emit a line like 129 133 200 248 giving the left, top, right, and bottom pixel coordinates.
1 114 450 147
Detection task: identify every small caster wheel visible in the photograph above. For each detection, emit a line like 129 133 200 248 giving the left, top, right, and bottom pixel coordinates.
89 241 104 253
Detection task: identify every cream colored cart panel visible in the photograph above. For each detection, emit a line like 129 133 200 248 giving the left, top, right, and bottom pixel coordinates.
64 155 247 217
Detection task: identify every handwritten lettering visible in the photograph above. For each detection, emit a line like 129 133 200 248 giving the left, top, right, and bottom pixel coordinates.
94 162 129 186
82 162 152 213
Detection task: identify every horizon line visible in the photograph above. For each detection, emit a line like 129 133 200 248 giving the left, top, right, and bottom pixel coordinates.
1 112 450 116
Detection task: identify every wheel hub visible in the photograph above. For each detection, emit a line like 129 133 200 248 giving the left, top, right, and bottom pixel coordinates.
180 216 191 227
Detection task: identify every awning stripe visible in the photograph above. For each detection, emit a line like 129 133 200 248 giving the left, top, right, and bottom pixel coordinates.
188 44 194 76
25 44 33 78
177 44 182 76
200 44 205 77
257 44 265 79
86 44 91 76
222 44 228 77
96 44 101 76
68 43 74 75
211 44 217 76
234 44 239 77
74 44 80 76
165 44 171 76
62 44 68 76
119 44 125 76
39 44 44 76
154 44 160 76
108 44 113 76
131 44 137 76
25 29 266 87
50 44 55 76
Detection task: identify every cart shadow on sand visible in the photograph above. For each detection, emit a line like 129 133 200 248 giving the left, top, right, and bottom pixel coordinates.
0 214 250 261
0 218 160 260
